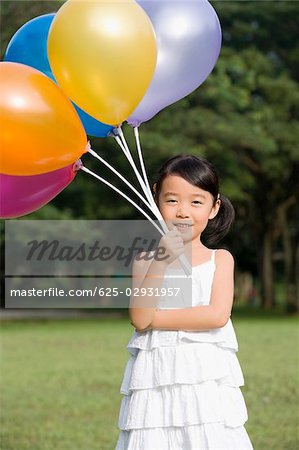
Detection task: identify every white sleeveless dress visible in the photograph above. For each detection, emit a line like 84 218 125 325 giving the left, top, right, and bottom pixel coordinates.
115 249 254 450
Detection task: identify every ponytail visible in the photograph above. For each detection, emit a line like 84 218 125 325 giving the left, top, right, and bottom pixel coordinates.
201 194 235 246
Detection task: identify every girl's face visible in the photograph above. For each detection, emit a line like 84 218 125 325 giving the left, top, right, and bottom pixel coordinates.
157 175 220 246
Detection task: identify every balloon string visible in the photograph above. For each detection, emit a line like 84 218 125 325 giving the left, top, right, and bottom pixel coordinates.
80 165 164 236
114 134 130 158
115 127 153 206
134 126 153 203
114 134 150 202
118 127 191 277
133 126 167 226
115 128 164 226
88 147 152 210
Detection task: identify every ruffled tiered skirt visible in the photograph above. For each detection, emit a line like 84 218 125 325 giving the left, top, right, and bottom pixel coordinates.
115 327 254 450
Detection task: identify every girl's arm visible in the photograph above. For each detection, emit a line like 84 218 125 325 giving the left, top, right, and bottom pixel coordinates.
129 254 168 331
129 228 185 331
144 249 234 331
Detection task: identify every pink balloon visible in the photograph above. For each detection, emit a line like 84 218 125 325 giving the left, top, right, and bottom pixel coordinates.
0 160 82 218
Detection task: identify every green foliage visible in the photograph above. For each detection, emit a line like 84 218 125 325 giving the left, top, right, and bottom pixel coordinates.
0 1 62 56
1 1 298 275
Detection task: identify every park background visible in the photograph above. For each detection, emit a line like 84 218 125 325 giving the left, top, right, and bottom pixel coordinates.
0 1 298 449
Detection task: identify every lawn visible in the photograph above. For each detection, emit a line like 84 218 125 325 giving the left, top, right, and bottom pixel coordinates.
0 314 298 450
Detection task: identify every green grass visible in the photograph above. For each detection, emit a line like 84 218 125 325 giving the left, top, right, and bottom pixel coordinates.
0 315 298 450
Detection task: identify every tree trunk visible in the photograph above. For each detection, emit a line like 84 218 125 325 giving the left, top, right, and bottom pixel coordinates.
277 196 298 313
261 229 275 309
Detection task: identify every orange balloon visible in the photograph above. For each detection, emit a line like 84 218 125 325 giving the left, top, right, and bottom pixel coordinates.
0 62 88 175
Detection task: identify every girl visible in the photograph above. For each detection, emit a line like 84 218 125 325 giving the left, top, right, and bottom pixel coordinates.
115 155 254 450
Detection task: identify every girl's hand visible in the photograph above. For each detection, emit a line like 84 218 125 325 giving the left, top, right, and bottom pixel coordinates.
158 227 185 266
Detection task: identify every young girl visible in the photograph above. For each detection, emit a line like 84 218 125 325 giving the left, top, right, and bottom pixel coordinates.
115 155 254 450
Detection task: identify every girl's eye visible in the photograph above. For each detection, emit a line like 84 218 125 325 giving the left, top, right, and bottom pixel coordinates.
166 199 177 203
192 201 202 205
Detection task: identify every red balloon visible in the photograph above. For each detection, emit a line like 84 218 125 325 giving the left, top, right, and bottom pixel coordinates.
0 160 82 218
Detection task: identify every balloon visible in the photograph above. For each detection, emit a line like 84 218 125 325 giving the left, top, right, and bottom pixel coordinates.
47 0 157 126
0 62 88 176
75 107 114 138
4 13 54 79
4 13 114 138
127 0 222 126
0 160 82 219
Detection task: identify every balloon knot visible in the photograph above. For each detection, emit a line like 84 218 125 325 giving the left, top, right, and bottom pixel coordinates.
73 159 83 172
108 127 122 137
85 140 91 152
127 120 140 128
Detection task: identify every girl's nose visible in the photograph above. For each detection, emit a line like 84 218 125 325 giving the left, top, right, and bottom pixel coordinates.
176 206 190 218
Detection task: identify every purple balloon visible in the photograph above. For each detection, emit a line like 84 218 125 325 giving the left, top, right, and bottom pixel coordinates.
127 0 222 126
0 160 82 218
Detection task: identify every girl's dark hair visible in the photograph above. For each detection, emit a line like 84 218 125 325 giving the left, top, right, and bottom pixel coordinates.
153 154 235 246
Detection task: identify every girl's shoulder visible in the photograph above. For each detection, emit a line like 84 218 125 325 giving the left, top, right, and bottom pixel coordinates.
214 248 235 267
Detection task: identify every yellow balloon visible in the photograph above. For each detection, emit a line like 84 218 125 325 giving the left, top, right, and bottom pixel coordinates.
48 0 157 126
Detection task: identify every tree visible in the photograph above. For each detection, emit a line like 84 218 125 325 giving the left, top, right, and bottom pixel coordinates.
1 1 298 311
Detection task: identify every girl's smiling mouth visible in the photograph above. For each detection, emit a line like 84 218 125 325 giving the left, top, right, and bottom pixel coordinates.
173 222 193 228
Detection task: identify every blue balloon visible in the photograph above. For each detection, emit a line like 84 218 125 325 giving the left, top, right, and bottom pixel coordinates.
4 13 114 138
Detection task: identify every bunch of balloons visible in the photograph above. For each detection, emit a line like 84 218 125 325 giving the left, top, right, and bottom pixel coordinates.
1 0 221 222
